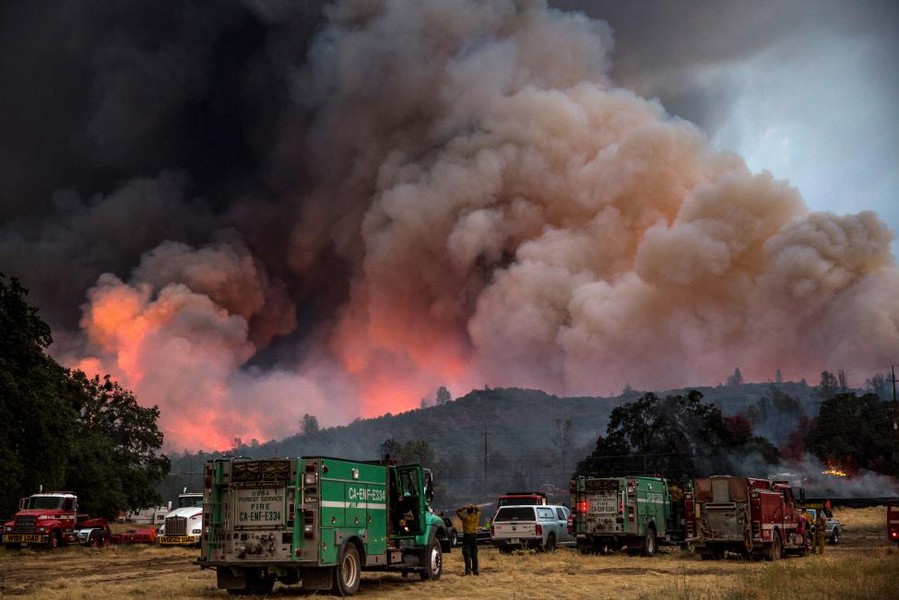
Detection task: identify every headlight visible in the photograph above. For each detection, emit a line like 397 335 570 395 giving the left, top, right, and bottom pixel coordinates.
192 528 201 534
304 472 318 485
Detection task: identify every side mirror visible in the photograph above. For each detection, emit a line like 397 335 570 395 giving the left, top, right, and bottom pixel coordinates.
424 469 434 503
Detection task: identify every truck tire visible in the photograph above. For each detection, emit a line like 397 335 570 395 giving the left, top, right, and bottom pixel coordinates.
543 533 557 552
48 531 60 550
641 527 657 557
766 531 782 561
830 527 840 545
334 543 361 596
420 539 443 580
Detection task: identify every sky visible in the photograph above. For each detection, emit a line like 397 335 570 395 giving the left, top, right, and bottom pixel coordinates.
1 0 897 451
553 0 899 242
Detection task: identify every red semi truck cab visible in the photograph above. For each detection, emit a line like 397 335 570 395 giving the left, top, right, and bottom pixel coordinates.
2 491 110 549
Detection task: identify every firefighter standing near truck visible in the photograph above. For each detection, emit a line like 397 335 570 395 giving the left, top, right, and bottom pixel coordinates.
456 503 481 576
814 510 827 555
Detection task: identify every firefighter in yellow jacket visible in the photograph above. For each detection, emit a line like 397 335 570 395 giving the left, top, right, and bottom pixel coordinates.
456 503 481 575
813 510 827 555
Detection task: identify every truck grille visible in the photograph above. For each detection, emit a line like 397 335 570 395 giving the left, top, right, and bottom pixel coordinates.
14 517 36 533
165 516 187 535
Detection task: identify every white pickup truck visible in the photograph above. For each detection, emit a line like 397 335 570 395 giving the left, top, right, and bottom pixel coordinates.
807 508 841 544
491 504 573 553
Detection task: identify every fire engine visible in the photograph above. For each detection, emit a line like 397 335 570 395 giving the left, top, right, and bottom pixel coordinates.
888 502 899 545
569 475 694 555
2 491 110 549
195 456 449 596
693 475 808 559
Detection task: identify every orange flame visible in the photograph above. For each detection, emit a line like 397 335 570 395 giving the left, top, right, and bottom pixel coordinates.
821 464 848 477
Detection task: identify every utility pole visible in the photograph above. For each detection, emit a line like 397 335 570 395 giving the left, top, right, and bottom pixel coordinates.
483 431 489 489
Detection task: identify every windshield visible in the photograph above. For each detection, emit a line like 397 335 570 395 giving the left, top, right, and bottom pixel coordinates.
178 495 203 508
27 496 65 510
494 507 535 522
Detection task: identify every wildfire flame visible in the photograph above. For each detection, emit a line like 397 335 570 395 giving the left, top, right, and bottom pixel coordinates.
822 465 848 477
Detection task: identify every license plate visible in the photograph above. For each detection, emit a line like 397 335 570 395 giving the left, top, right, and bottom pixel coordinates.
4 534 44 543
509 538 519 544
159 535 195 545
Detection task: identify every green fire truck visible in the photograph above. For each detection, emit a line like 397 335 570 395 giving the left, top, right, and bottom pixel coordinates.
570 475 694 555
195 456 449 596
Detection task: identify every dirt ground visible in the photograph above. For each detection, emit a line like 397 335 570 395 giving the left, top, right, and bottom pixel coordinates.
0 507 892 599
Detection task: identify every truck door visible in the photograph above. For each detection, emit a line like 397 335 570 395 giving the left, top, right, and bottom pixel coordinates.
684 492 695 539
393 467 422 536
625 480 637 534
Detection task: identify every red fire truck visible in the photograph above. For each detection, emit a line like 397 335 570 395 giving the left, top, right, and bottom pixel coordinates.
693 476 808 560
887 502 899 545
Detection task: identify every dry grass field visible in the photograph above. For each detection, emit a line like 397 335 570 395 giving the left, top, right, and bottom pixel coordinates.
1 507 897 599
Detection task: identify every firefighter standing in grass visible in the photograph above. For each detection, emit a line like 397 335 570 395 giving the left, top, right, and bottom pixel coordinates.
814 510 827 555
456 503 481 576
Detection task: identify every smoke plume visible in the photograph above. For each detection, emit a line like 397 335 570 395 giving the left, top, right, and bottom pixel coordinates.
2 0 897 450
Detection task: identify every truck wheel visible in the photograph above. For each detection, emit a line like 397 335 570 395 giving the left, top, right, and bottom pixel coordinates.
334 543 361 596
641 527 657 556
48 531 60 550
766 532 782 561
420 539 443 580
830 527 840 545
543 533 557 552
87 531 101 548
450 529 458 547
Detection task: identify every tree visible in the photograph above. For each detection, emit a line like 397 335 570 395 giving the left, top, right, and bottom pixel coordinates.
379 438 403 462
436 386 452 405
0 275 77 511
726 368 744 386
300 413 320 435
865 372 891 401
576 391 778 479
379 438 436 467
65 373 170 519
805 392 895 476
0 275 169 519
817 371 840 401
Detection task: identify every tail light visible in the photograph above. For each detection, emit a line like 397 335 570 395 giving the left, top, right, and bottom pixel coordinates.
535 524 542 535
619 500 623 514
577 500 588 514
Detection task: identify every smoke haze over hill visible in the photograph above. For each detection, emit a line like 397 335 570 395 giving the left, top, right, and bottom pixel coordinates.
1 1 898 450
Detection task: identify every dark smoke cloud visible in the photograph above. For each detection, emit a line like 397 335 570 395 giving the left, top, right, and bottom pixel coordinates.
1 0 897 451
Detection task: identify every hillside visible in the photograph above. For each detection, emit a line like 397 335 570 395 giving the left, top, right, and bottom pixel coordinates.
165 382 821 510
